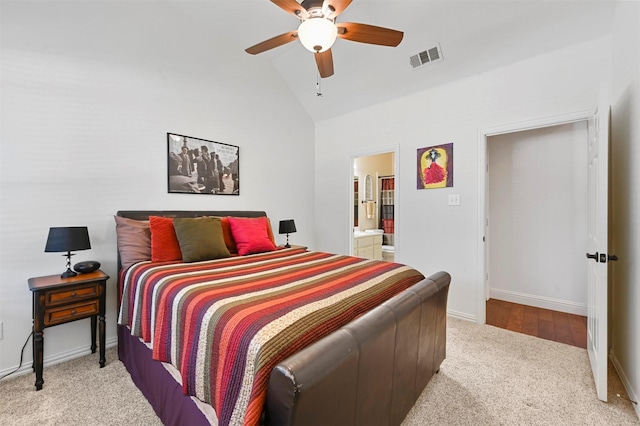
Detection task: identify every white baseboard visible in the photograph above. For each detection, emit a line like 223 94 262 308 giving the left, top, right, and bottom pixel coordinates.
447 309 476 323
0 335 118 381
610 349 640 421
490 288 587 316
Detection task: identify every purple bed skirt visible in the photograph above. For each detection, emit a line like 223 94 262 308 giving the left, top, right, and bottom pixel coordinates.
117 324 213 426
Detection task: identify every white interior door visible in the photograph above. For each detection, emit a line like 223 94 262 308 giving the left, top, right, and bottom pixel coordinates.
586 102 610 402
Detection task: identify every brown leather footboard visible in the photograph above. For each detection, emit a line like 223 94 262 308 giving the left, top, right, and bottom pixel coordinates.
265 271 451 426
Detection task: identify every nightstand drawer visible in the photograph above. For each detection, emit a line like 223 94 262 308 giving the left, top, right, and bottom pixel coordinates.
45 300 99 326
45 283 99 306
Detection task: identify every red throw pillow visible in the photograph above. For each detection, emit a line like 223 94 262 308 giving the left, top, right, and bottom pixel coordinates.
149 216 182 262
227 216 277 256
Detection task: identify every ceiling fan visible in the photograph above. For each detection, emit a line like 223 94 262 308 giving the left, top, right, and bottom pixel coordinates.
245 0 404 78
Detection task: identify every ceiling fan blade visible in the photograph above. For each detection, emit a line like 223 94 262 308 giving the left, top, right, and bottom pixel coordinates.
245 31 298 55
322 0 353 18
271 0 308 17
337 22 403 47
315 49 334 78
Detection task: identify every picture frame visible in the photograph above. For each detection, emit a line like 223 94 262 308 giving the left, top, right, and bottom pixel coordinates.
167 133 239 195
417 143 454 189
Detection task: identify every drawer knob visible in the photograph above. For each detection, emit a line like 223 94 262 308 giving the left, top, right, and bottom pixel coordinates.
71 292 77 297
71 310 77 315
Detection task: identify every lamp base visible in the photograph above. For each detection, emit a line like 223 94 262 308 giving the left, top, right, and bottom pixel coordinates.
61 251 77 278
61 268 77 279
61 269 77 279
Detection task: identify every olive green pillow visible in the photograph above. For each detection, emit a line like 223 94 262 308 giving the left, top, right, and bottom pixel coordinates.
172 217 230 262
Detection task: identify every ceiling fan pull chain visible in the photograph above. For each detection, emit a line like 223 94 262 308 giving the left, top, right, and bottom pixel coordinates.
316 71 323 97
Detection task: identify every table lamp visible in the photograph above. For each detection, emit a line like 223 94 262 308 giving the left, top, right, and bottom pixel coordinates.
278 220 297 248
45 226 91 278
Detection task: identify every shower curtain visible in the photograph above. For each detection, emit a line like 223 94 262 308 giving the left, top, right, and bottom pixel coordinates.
354 178 359 227
379 176 395 246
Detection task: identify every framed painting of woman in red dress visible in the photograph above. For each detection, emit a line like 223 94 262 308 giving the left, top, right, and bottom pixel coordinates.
417 143 453 189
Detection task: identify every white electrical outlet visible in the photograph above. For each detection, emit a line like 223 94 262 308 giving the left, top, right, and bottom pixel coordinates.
448 194 461 206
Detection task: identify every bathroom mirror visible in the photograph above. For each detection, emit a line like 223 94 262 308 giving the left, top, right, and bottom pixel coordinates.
364 174 373 201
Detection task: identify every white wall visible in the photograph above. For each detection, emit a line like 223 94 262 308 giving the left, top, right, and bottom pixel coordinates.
610 1 640 418
0 2 315 375
487 123 588 315
315 36 611 321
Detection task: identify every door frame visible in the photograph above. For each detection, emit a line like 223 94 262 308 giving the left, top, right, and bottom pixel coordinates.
349 144 400 260
476 109 593 324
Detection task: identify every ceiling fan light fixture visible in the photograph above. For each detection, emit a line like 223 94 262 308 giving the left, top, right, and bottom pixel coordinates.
297 17 337 53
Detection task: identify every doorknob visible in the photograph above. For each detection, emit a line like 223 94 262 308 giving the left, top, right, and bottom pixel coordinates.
586 252 598 261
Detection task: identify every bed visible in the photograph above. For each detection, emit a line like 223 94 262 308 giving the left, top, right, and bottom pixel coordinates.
115 210 450 426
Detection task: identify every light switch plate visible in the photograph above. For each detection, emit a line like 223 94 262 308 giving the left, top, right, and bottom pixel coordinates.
448 194 461 206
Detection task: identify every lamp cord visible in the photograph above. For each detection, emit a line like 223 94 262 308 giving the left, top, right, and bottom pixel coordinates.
0 331 33 381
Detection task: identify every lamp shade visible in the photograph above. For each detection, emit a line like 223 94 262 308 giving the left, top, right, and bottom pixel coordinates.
45 227 91 253
278 220 297 235
297 18 337 53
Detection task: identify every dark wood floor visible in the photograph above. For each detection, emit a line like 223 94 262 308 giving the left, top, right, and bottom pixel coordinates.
486 299 587 349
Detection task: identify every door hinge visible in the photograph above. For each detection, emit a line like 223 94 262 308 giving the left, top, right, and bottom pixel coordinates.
485 272 489 280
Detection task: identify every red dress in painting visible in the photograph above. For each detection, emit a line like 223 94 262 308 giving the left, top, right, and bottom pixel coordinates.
423 161 446 185
423 149 447 185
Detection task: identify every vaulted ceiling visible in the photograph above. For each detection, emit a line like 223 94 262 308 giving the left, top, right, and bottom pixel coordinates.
171 0 619 121
4 1 618 122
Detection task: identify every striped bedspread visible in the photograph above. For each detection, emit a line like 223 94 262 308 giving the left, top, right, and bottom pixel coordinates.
118 247 425 426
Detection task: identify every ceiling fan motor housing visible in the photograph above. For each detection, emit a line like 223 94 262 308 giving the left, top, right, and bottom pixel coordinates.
298 0 336 20
301 0 328 12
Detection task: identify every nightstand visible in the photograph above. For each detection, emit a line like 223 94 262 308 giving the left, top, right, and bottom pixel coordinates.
28 269 109 390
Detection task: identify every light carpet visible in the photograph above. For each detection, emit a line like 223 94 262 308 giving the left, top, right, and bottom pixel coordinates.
1 317 637 425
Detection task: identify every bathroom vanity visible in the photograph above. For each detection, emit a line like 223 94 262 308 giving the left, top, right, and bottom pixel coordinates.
353 230 383 260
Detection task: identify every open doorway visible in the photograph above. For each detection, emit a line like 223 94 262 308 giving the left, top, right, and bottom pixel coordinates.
482 120 589 347
478 104 611 400
350 147 398 262
476 110 594 323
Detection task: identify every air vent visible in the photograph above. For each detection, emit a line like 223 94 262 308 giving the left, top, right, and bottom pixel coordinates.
410 44 443 69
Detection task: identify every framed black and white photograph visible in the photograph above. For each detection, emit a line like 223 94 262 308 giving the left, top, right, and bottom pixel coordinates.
167 133 239 195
